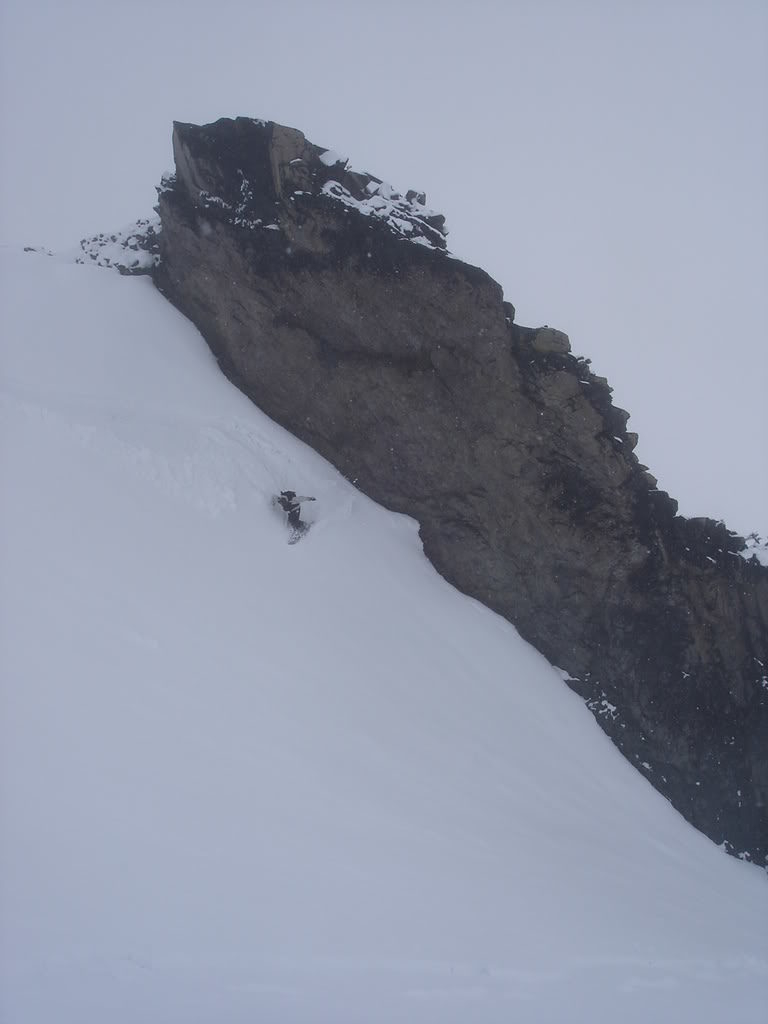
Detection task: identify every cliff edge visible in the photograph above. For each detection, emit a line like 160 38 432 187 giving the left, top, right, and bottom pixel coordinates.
152 116 768 863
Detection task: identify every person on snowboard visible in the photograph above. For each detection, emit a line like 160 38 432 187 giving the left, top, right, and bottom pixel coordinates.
276 490 315 529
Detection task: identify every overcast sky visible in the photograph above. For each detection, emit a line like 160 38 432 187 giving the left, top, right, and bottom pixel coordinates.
1 0 766 535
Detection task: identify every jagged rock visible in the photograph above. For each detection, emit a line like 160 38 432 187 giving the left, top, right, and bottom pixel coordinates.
153 116 768 865
641 470 658 489
531 327 571 355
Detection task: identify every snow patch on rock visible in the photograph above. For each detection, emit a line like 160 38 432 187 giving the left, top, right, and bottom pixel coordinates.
319 148 348 168
321 178 447 250
742 533 768 567
76 218 161 275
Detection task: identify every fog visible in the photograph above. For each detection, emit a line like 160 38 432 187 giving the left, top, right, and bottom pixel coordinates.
2 0 765 533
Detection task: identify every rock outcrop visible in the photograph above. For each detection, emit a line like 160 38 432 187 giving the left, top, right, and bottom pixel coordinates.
153 116 768 864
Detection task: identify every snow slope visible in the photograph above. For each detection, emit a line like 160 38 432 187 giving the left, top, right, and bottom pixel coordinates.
1 248 766 1023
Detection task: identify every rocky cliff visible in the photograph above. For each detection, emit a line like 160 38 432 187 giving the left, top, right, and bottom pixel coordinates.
152 116 768 864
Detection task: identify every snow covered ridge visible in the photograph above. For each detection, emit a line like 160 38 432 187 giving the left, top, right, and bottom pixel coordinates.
76 218 161 275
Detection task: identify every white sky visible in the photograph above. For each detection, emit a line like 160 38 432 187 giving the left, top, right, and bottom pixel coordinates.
1 0 766 534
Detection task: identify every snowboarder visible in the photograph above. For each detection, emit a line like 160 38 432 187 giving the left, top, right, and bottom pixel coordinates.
275 490 315 530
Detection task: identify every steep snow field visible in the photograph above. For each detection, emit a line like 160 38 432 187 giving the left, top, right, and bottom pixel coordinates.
1 249 766 1023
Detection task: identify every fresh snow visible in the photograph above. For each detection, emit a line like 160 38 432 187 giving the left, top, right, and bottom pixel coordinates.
743 532 768 567
320 179 445 249
76 218 161 274
319 148 347 167
1 247 767 1023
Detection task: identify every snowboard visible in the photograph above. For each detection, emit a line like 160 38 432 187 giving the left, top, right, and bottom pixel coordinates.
288 522 311 545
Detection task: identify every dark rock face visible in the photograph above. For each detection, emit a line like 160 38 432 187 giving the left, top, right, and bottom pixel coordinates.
154 116 768 865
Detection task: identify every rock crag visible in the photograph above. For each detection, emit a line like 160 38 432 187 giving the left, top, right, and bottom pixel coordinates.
153 116 768 864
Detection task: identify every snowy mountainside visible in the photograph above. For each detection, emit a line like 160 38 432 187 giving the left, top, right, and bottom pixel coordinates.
1 248 767 1023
